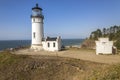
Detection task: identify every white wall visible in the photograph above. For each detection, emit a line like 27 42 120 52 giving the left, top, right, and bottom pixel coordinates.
96 38 113 55
42 38 61 51
31 17 43 45
31 45 43 51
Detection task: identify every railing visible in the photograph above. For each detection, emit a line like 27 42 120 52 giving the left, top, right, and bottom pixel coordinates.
31 14 44 18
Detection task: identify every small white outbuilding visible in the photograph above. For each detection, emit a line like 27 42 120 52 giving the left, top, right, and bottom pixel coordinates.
95 38 113 55
42 36 61 51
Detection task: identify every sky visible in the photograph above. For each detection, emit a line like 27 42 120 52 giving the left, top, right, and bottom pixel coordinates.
0 0 120 40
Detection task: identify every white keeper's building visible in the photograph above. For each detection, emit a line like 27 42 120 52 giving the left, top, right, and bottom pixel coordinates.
31 4 61 51
95 38 113 55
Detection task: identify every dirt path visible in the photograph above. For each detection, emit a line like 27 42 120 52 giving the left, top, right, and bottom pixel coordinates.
13 49 120 64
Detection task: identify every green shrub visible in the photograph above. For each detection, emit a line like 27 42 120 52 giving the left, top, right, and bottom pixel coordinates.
114 39 120 50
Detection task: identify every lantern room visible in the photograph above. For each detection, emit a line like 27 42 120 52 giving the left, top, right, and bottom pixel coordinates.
31 3 44 19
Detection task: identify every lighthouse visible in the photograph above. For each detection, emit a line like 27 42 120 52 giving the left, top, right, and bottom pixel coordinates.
30 3 61 51
31 4 44 50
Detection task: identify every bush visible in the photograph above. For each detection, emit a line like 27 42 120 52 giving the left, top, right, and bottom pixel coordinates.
114 39 120 50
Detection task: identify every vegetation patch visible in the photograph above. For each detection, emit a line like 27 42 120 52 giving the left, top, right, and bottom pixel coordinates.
89 64 120 80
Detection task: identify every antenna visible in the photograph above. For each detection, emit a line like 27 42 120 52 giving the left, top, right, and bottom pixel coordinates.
36 3 38 7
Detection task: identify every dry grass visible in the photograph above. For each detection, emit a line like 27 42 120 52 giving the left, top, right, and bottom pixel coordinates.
0 51 108 80
13 48 120 64
1 50 120 80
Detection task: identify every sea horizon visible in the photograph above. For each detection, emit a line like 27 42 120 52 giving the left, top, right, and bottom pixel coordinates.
0 39 85 51
0 38 85 41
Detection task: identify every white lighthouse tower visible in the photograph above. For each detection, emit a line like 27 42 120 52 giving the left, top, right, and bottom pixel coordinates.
30 3 62 51
31 4 44 50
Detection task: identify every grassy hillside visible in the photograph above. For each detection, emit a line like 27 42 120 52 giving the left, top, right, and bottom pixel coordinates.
0 51 120 80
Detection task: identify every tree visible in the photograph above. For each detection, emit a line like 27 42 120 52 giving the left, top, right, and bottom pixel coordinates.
103 28 106 37
96 29 102 37
106 28 110 35
114 38 120 49
113 25 118 33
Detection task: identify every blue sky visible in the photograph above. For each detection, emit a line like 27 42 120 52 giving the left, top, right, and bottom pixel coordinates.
0 0 120 40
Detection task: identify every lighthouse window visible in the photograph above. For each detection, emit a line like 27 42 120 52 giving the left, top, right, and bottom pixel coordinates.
33 32 36 38
48 43 50 47
33 18 35 22
38 19 40 22
53 43 55 47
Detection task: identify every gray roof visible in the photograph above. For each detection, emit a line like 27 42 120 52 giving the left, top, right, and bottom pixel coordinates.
46 37 57 41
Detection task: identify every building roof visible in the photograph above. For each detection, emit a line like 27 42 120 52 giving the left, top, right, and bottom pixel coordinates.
32 3 42 10
46 37 57 41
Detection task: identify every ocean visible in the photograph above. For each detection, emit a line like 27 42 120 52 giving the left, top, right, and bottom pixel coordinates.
0 39 84 51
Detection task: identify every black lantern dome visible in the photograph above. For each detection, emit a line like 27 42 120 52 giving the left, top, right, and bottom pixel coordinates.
32 3 42 10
